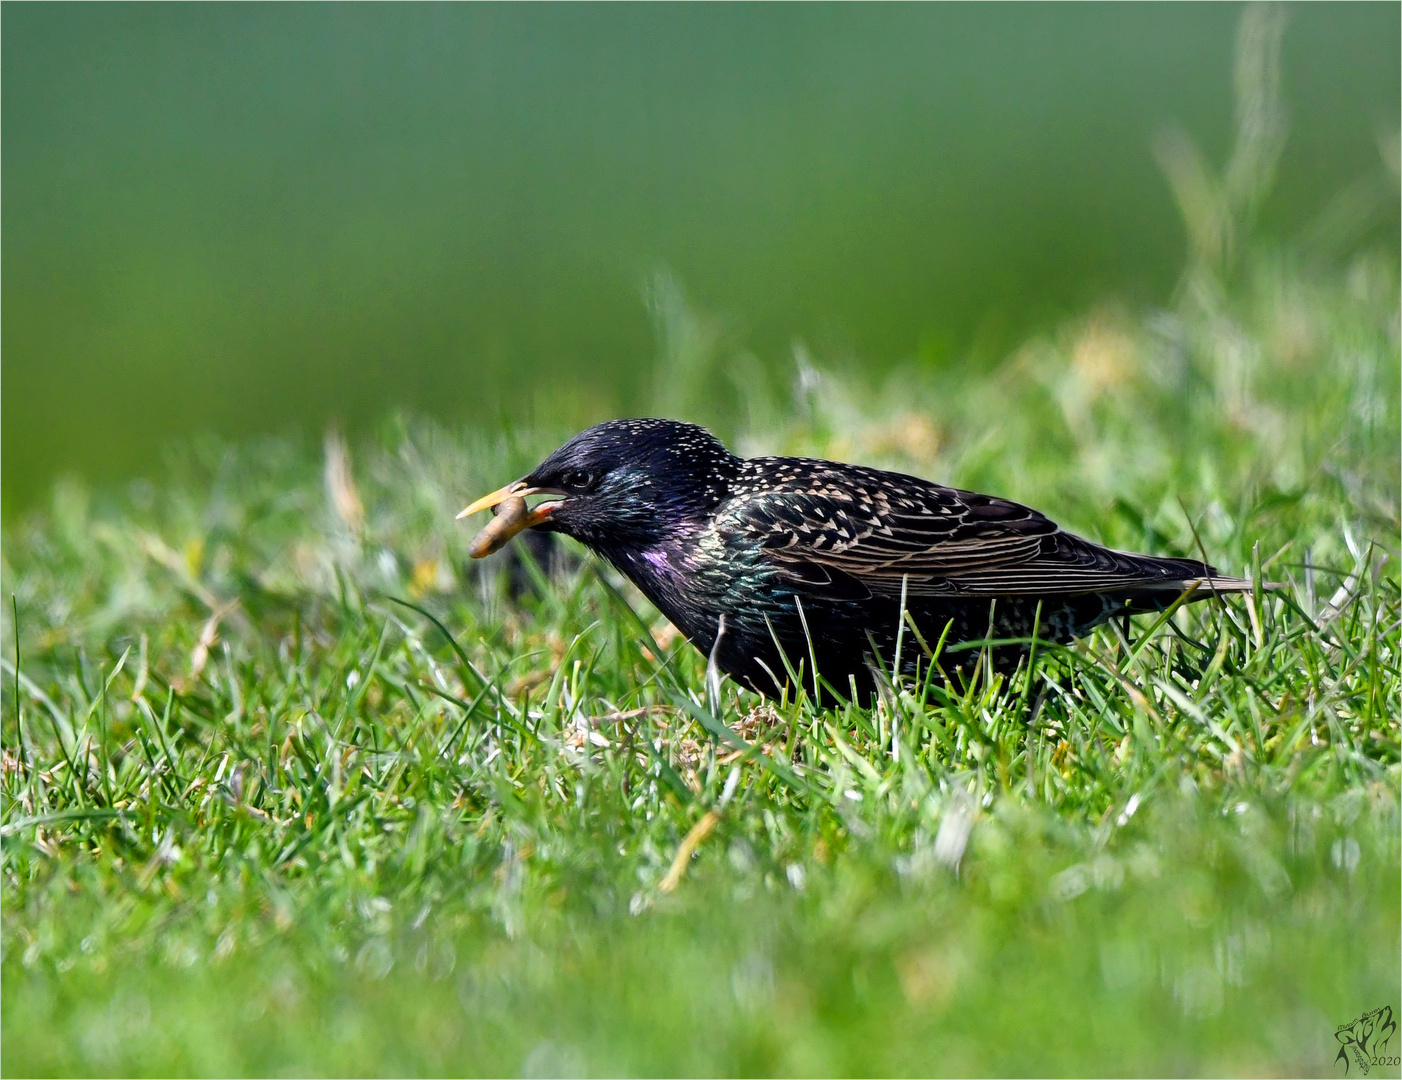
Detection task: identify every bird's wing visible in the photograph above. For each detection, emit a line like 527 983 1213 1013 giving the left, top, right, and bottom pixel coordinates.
719 460 1208 598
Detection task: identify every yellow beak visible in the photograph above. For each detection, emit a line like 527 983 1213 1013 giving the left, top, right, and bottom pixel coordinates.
457 480 565 558
456 481 530 520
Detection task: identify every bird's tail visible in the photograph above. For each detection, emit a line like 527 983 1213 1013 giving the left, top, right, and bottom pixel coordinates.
1172 575 1283 594
1125 550 1283 594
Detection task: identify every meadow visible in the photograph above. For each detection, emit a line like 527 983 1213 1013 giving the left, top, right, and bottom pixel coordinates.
3 18 1400 1075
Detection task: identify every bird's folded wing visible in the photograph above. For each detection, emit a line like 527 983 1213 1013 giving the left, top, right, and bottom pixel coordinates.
721 469 1212 598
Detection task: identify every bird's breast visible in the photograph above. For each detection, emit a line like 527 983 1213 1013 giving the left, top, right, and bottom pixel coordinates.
604 534 773 656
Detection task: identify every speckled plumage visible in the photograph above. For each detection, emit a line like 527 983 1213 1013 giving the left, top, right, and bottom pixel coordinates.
489 419 1255 701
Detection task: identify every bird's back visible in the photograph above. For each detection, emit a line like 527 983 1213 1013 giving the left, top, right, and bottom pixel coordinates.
683 454 1258 697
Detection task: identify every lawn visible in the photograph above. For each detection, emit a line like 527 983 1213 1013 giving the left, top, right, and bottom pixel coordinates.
3 99 1400 1078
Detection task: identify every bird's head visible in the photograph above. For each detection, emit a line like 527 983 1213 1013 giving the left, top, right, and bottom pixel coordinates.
459 419 738 554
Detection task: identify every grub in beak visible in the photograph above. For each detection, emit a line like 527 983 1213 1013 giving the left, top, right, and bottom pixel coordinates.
466 496 558 558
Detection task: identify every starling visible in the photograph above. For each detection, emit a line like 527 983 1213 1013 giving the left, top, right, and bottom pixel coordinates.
459 419 1260 702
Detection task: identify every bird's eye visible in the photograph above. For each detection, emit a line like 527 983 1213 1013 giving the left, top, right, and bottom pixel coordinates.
561 469 593 490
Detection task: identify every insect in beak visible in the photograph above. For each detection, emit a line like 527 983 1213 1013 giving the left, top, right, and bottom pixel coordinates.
457 481 563 557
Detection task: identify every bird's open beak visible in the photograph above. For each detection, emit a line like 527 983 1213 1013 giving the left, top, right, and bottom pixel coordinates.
457 480 532 519
458 481 567 521
457 480 565 558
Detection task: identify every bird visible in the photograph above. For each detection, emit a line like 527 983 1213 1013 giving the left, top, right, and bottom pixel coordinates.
459 418 1261 703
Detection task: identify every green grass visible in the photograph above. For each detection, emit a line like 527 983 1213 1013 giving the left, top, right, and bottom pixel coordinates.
3 235 1398 1075
4 47 1402 1067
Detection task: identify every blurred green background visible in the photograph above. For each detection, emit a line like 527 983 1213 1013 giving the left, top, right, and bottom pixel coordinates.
3 2 1397 509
